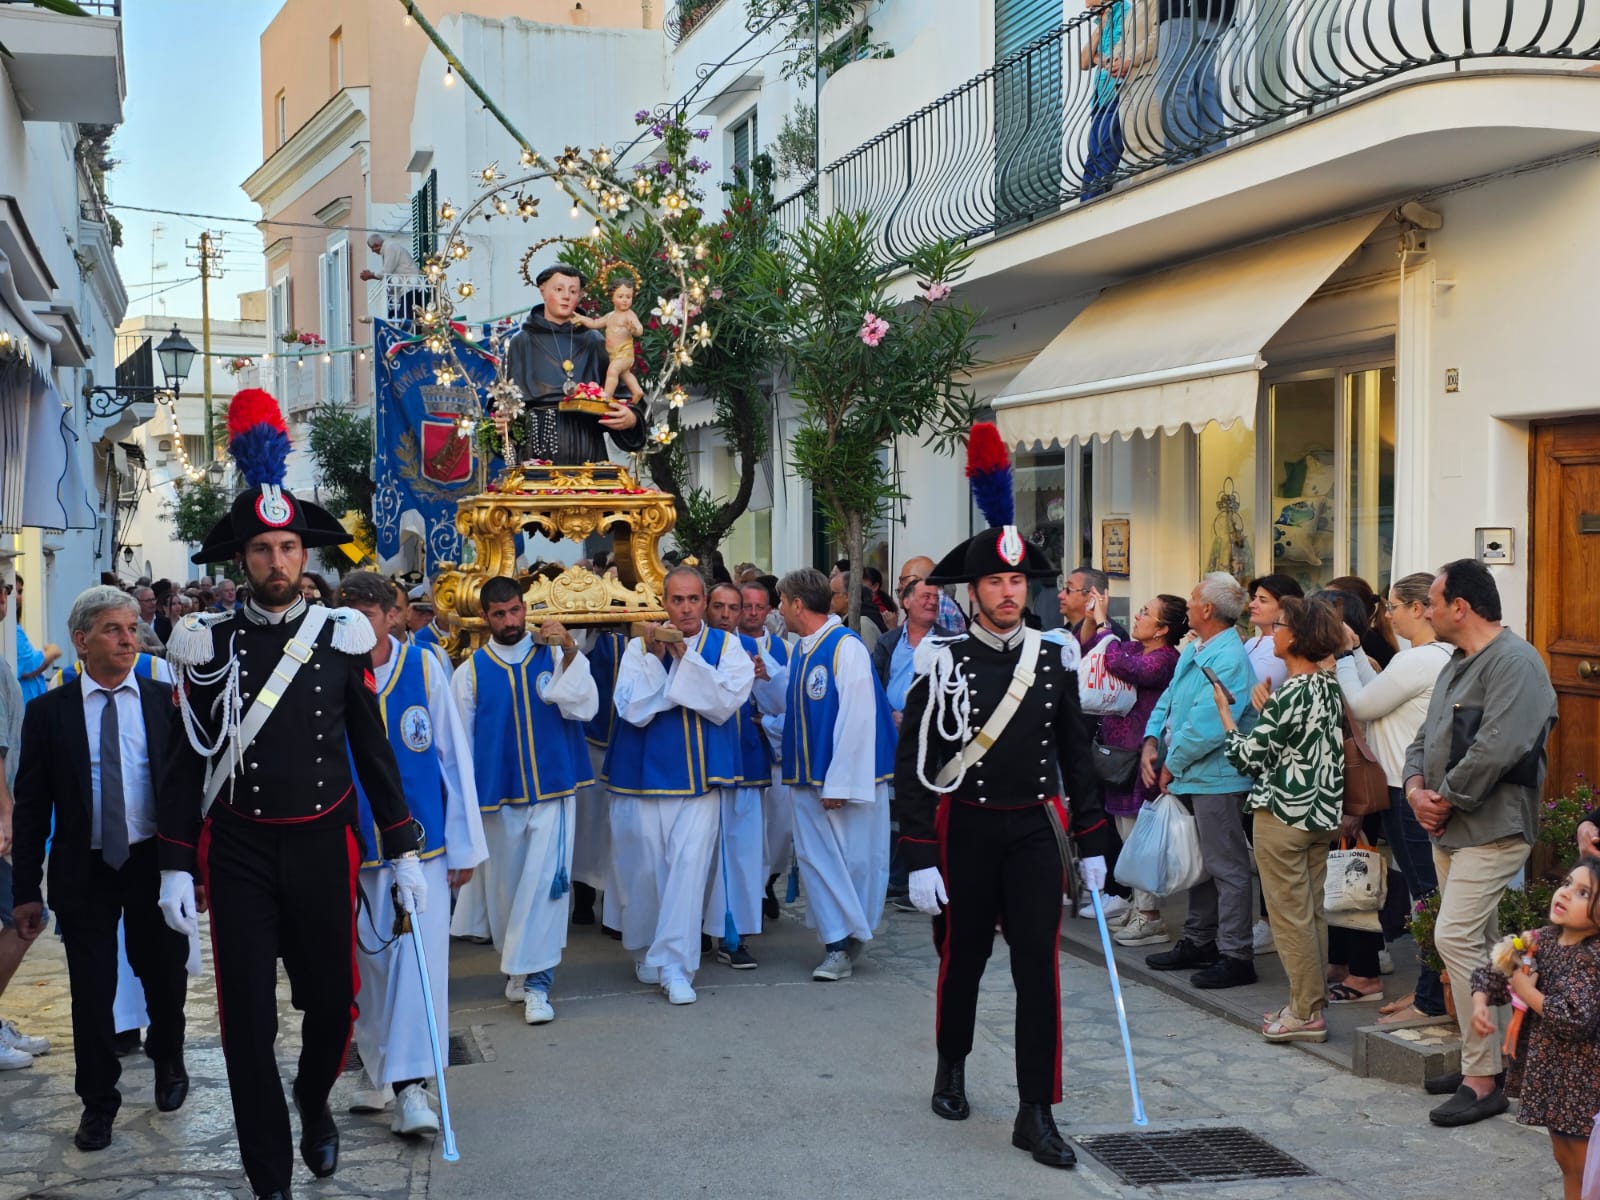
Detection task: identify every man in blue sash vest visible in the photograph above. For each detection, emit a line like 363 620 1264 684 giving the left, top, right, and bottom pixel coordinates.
335 572 486 1139
405 583 452 676
572 627 626 931
452 575 596 1026
738 580 793 920
764 568 895 983
701 583 768 969
608 566 753 1005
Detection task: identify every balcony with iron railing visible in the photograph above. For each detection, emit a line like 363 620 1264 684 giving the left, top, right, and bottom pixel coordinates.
665 0 731 43
774 0 1600 272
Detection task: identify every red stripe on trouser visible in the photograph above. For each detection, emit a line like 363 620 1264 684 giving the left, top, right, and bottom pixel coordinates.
336 827 362 1079
932 795 951 1043
198 819 224 1043
1047 795 1069 1104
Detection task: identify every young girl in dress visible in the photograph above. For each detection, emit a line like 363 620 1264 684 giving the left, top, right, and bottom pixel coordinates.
1471 857 1600 1200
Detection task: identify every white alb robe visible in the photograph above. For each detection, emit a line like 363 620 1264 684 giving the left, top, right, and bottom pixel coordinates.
609 629 753 983
765 619 890 945
451 634 597 979
354 636 487 1085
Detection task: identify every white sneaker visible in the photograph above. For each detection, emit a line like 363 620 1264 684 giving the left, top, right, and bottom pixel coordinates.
813 950 853 981
504 974 526 1003
1077 895 1131 923
634 960 659 985
662 977 697 1005
0 1043 33 1071
347 1067 393 1113
523 989 555 1025
391 1083 441 1137
0 1019 48 1056
1113 912 1170 947
1253 919 1277 956
1378 948 1395 975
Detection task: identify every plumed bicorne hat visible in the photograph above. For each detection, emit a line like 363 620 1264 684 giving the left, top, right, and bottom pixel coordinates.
191 389 352 564
926 422 1060 585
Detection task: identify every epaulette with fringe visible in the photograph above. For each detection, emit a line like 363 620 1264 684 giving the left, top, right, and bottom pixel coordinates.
165 611 232 670
325 605 377 656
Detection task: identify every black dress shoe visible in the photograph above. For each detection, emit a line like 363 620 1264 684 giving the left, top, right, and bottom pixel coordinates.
1191 955 1257 989
1145 938 1219 971
1429 1084 1510 1126
571 882 597 925
1011 1102 1076 1168
293 1090 339 1178
763 874 781 920
73 1109 114 1152
112 1029 142 1056
931 1055 970 1121
154 1056 189 1112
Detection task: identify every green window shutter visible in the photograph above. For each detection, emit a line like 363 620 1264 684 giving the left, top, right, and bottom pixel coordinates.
996 0 1061 58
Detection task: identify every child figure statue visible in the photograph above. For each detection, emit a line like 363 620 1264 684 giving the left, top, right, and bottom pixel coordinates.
573 278 645 404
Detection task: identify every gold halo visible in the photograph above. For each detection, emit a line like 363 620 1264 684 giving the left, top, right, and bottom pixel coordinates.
519 237 586 289
594 259 643 297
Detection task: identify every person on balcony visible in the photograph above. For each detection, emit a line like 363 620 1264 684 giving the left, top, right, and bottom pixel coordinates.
1079 0 1127 200
504 265 645 466
1155 0 1235 157
361 233 422 326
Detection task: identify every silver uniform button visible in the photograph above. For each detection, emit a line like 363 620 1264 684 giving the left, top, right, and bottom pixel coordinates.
253 808 261 815
316 733 324 741
314 804 322 811
314 710 322 717
978 796 987 803
317 780 324 787
1037 793 1045 799
250 762 258 771
314 685 321 693
314 663 321 670
251 786 259 794
315 757 322 764
241 691 251 700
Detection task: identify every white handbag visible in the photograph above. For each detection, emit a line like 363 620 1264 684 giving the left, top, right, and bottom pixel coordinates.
1078 637 1138 717
1323 839 1387 914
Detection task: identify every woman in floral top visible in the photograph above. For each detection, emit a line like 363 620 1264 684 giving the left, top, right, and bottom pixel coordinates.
1214 596 1353 1043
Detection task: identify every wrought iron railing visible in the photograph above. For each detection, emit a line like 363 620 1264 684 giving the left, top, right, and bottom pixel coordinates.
815 0 1600 263
770 179 818 238
665 0 730 44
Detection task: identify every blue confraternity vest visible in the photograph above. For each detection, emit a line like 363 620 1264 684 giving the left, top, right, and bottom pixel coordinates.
353 642 446 869
733 632 771 787
781 624 896 788
605 624 741 798
469 640 594 811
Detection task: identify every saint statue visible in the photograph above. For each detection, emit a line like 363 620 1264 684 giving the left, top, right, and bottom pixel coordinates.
504 264 645 464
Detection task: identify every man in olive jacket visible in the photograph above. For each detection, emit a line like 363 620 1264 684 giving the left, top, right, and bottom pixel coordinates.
1402 558 1557 1128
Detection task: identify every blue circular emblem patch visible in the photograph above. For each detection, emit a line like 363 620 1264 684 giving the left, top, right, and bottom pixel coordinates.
805 664 828 701
399 704 433 751
536 670 555 699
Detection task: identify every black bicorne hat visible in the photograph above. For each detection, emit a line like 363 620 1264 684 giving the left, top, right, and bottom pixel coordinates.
190 389 353 564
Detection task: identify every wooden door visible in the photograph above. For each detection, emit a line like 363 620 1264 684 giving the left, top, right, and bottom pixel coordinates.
1530 419 1600 795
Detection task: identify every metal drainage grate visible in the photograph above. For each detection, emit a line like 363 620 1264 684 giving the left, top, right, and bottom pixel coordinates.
1077 1127 1317 1187
343 1027 488 1073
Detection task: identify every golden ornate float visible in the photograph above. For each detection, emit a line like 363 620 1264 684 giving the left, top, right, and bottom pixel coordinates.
430 460 675 657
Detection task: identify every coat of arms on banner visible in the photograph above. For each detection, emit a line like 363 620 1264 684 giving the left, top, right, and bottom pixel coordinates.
418 385 475 484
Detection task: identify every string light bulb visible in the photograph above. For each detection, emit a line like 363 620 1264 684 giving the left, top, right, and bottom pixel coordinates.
439 202 456 222
443 64 456 87
457 281 475 298
322 352 332 363
569 204 580 220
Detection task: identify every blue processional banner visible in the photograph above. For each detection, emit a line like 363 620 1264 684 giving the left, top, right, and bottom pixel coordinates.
371 318 508 575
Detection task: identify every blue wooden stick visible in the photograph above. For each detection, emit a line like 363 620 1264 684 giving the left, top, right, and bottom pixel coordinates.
403 901 461 1161
1089 887 1149 1127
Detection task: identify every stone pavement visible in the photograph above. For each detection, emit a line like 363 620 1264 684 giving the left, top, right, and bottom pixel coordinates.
0 895 1562 1200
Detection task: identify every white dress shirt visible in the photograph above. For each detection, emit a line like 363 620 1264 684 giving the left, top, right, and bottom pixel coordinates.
81 669 155 847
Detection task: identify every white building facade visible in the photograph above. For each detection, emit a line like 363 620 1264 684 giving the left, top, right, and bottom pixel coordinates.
0 2 131 656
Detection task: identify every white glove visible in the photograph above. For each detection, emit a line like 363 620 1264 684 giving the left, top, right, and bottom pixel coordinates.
1079 855 1107 893
907 867 948 916
158 870 199 937
393 854 427 914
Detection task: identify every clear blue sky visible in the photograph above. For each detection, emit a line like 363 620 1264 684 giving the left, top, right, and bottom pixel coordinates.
109 0 285 325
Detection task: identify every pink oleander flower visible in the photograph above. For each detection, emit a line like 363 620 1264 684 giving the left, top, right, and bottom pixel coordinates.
922 281 951 302
859 312 889 347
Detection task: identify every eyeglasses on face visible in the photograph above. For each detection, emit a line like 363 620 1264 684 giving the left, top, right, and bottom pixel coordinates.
1272 620 1292 630
1058 583 1089 594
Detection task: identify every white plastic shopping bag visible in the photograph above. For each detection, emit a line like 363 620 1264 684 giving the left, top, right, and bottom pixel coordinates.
1114 794 1206 896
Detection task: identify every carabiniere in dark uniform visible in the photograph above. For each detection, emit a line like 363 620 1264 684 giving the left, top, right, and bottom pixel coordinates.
894 523 1112 1170
157 390 420 1200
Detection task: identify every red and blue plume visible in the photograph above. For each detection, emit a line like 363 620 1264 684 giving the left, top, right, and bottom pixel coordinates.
226 388 291 488
965 421 1013 529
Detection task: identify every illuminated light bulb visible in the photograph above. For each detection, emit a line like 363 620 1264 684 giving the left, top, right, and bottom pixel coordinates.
322 353 332 363
520 148 537 167
569 205 580 220
457 281 475 298
358 349 367 360
443 64 456 87
440 202 456 222
590 224 602 239
296 358 304 369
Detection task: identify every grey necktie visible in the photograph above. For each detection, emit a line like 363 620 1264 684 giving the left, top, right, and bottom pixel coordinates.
99 690 128 870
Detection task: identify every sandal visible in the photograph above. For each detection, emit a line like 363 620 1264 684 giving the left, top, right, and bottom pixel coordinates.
1263 1008 1329 1043
1328 982 1383 1004
1379 992 1416 1017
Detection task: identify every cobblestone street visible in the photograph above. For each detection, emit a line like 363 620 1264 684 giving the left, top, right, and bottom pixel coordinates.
0 895 1561 1200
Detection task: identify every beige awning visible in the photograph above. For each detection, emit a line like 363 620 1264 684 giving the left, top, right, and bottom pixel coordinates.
992 212 1386 448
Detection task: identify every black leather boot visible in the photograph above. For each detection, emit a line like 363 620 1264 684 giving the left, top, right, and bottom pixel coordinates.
293 1088 339 1179
931 1055 970 1121
1012 1102 1076 1168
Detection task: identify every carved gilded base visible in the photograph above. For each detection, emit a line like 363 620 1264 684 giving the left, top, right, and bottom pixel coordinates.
430 462 675 658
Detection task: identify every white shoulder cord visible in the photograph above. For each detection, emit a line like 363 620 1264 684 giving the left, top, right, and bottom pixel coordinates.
915 641 972 794
177 629 245 803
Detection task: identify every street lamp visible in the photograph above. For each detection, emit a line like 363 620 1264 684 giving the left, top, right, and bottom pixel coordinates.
86 322 199 418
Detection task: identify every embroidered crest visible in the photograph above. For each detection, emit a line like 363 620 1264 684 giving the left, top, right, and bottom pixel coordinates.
996 524 1025 567
805 664 828 701
255 483 294 527
536 670 555 699
399 704 433 751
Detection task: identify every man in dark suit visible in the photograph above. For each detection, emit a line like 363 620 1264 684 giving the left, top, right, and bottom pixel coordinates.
11 585 190 1152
